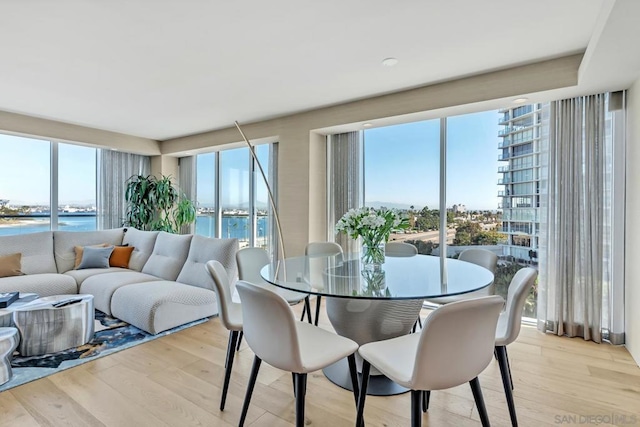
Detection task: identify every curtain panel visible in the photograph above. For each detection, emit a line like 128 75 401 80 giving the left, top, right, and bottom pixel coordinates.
327 131 362 253
96 150 151 230
178 156 196 234
538 93 613 343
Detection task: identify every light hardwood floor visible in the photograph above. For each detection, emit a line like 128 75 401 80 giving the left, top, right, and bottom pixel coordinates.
1 302 639 427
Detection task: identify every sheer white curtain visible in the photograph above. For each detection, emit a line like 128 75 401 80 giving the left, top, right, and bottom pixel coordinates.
96 150 150 230
178 156 196 234
327 131 362 253
538 93 622 343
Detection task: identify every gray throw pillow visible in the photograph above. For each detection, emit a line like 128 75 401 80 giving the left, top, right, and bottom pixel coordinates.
77 245 114 269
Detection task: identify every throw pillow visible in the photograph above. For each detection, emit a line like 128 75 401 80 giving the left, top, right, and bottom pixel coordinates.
74 243 108 269
77 246 115 270
109 245 135 268
0 252 23 278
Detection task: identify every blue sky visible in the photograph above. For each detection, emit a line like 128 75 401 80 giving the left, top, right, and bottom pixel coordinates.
364 110 500 210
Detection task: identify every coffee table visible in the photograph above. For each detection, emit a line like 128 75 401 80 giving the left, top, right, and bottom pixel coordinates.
0 293 39 327
12 294 95 356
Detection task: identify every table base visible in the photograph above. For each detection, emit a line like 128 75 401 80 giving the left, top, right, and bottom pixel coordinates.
322 358 409 396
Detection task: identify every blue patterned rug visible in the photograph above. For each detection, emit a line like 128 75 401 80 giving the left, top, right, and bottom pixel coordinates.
0 311 209 392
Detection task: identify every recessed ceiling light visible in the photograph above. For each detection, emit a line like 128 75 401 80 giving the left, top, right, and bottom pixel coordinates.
110 148 118 151
185 152 193 155
513 97 529 104
363 123 373 128
382 58 398 67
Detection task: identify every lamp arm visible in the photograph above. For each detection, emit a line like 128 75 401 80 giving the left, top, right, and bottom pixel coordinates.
234 121 287 272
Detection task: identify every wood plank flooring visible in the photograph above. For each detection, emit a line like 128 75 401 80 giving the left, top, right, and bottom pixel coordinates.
1 302 639 427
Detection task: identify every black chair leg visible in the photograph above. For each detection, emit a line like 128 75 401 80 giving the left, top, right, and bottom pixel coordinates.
422 390 430 412
314 295 322 326
504 346 514 390
293 373 307 427
469 377 491 427
236 331 243 351
303 296 312 323
411 390 422 427
496 346 518 426
356 361 371 427
239 356 262 426
347 354 360 405
300 300 307 321
292 372 296 397
220 330 239 410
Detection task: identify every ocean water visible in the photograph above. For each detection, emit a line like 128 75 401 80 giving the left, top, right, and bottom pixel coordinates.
0 215 268 239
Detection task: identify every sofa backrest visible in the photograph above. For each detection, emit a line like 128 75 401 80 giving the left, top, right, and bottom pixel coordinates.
53 229 125 273
0 231 58 274
141 231 192 281
122 227 159 271
176 235 239 291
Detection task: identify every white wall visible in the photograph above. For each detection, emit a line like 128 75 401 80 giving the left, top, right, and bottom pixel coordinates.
625 77 640 365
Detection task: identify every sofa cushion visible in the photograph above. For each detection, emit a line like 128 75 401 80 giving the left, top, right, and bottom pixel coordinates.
111 281 217 334
0 273 77 296
64 267 130 286
176 235 238 291
79 271 160 315
74 244 108 269
122 228 159 271
0 253 23 278
109 246 135 268
54 229 125 273
141 232 192 281
77 246 114 269
0 232 57 274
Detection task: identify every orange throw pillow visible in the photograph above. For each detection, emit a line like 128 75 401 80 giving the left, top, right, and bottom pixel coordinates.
0 252 23 278
109 246 135 268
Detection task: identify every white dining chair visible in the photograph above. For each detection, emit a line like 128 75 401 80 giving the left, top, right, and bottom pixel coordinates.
236 247 312 323
385 241 418 257
425 248 498 306
355 295 504 427
304 241 343 326
495 267 537 427
205 260 242 411
235 280 359 427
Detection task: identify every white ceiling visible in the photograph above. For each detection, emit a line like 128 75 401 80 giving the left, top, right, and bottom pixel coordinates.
0 0 637 140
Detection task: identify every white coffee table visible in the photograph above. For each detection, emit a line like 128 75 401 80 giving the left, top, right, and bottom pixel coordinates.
0 293 39 327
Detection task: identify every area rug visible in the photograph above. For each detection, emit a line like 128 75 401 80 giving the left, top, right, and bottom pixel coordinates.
0 311 210 392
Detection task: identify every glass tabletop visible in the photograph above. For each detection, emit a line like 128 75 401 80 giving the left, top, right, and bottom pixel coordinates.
260 254 494 300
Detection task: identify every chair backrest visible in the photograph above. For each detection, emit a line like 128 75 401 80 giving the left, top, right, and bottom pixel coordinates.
458 248 498 273
458 248 498 295
205 260 235 330
305 241 343 256
236 247 270 285
385 241 418 257
497 267 538 346
236 280 303 372
412 295 504 390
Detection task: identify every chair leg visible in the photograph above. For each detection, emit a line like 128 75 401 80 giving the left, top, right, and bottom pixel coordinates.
422 390 430 412
292 372 296 397
239 356 262 427
411 390 422 427
220 330 239 411
356 360 371 427
236 331 243 351
504 346 514 390
469 377 491 427
347 354 360 405
300 300 307 321
496 346 518 426
303 296 312 323
314 295 322 326
293 373 307 427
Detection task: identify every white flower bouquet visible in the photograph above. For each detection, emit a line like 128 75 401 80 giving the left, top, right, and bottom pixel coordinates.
336 207 410 266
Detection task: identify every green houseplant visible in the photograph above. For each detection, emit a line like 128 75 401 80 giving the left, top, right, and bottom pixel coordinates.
124 174 196 233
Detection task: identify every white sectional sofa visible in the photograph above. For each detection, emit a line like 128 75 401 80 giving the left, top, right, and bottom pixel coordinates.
0 228 238 334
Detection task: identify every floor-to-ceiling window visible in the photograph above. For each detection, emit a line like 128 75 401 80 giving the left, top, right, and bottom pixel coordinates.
360 109 538 318
195 144 274 250
0 133 96 235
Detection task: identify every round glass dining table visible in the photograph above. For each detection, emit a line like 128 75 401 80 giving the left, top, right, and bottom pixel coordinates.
260 253 495 395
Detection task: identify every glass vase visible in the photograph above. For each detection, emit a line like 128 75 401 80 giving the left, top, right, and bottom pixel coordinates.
361 242 385 271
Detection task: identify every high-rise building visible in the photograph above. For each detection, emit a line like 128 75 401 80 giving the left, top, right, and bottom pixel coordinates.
497 104 542 264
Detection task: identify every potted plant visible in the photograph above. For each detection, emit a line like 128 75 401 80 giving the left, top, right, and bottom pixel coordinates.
124 174 196 233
